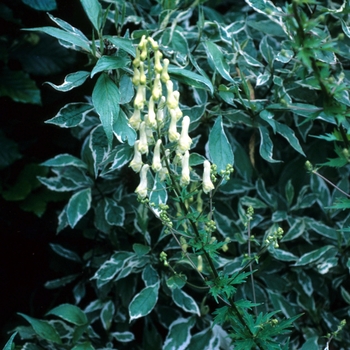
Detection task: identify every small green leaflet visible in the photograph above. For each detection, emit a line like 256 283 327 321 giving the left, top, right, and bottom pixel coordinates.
258 126 281 163
45 102 93 128
129 283 159 322
67 188 92 228
204 41 234 82
41 154 88 169
208 116 234 173
91 55 131 78
18 313 62 344
142 265 159 287
45 71 89 92
163 317 196 350
172 288 200 316
46 304 87 326
80 0 102 32
92 73 120 146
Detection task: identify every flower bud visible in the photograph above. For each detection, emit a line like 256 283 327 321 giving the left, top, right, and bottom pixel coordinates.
172 91 182 120
152 139 162 172
180 150 190 187
133 48 141 67
135 164 149 198
197 255 203 272
129 140 143 172
168 108 180 142
203 160 215 194
161 58 170 82
177 116 192 153
138 122 149 154
129 108 141 130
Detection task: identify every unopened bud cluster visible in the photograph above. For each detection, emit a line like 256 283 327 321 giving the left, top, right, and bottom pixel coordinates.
265 227 284 248
129 36 216 199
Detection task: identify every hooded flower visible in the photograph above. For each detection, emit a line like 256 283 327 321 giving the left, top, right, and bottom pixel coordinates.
129 140 143 173
168 108 180 142
161 58 170 82
145 96 156 128
202 160 215 194
152 139 162 172
134 84 146 110
177 116 192 154
129 108 141 130
135 165 149 198
166 80 178 110
138 122 149 154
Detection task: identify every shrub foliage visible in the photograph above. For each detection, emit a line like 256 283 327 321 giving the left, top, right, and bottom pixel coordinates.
3 0 350 349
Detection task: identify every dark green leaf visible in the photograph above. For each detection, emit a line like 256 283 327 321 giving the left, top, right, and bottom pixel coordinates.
41 154 87 169
258 126 281 163
172 288 200 316
67 188 92 228
208 116 234 172
46 304 88 326
104 197 125 226
91 55 130 78
80 0 102 32
22 0 57 11
163 317 196 350
49 243 82 263
3 332 17 350
92 73 120 146
46 71 89 92
18 313 62 344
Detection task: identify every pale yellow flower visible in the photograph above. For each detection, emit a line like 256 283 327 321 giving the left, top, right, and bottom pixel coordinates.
138 122 148 154
180 151 190 187
129 140 143 173
129 109 141 130
203 160 215 194
168 108 180 142
152 139 162 172
161 58 170 82
135 164 149 198
177 116 192 154
134 84 146 110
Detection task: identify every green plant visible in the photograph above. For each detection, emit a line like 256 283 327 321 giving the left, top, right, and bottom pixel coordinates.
5 0 350 349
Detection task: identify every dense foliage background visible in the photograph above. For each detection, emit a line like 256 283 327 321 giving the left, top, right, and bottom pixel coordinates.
2 0 350 349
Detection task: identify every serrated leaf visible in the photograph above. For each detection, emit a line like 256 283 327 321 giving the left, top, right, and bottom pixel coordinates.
172 288 200 316
168 66 214 94
204 41 234 82
22 0 57 11
208 116 234 173
3 332 17 350
46 71 89 92
18 313 62 344
129 284 159 322
0 67 41 104
293 245 337 266
91 55 130 78
111 331 135 342
67 188 92 228
163 317 196 350
80 0 102 32
45 102 93 128
92 73 120 146
101 300 115 331
46 304 87 326
41 154 87 169
258 126 281 163
49 243 81 263
104 197 125 226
